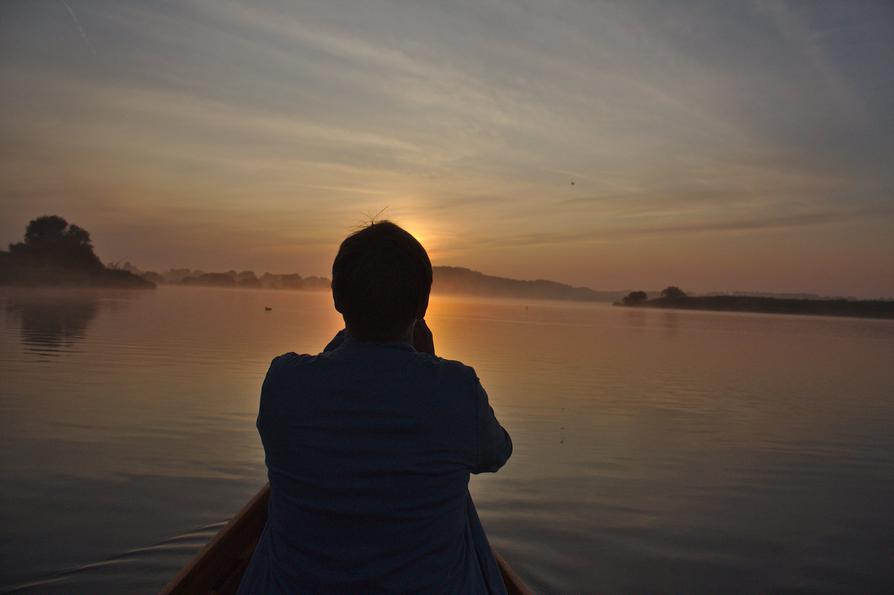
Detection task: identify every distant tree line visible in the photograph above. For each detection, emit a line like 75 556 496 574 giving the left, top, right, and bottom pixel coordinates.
615 286 892 320
122 263 331 291
620 287 687 305
0 215 152 288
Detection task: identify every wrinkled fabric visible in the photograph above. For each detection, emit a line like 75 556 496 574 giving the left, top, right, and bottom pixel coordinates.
238 330 512 594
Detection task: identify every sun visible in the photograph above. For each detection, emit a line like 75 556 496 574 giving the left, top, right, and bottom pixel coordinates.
397 219 438 257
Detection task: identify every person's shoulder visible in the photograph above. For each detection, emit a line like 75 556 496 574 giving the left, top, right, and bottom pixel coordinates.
412 355 481 427
267 352 319 374
414 352 479 388
264 352 332 394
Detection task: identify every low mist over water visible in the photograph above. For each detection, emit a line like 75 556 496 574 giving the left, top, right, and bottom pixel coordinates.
1 286 893 593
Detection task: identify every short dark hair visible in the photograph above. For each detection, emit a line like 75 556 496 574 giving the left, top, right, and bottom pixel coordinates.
331 221 432 341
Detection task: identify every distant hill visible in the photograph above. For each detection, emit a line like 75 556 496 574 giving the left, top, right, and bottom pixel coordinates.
121 261 624 302
432 266 624 302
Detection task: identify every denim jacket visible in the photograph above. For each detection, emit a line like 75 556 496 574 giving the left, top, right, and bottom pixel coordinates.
238 330 512 594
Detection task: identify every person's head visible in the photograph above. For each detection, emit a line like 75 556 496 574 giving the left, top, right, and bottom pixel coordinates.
331 220 432 341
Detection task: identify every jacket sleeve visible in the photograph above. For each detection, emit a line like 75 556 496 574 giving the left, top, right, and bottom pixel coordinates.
472 379 513 474
256 356 282 446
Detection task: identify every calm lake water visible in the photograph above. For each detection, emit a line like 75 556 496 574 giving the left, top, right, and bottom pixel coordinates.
1 286 893 594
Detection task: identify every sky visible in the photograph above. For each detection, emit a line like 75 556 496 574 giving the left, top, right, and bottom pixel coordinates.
1 0 892 297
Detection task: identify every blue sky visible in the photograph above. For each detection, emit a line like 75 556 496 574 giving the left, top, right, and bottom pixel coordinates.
1 0 892 296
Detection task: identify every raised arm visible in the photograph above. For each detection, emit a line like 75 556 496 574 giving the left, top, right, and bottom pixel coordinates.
473 380 513 474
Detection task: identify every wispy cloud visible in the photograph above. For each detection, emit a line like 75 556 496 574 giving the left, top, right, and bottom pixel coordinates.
1 0 892 295
465 204 893 252
59 0 96 55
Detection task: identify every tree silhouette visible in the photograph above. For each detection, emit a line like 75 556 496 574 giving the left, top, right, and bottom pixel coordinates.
660 286 687 300
8 215 103 270
622 290 648 305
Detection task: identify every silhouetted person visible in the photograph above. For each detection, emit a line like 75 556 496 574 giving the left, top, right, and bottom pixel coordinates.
239 221 513 594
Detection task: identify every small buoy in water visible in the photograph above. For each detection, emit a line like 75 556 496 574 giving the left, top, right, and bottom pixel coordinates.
264 306 272 311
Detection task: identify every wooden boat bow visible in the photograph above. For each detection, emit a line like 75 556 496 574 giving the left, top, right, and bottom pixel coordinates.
160 483 531 595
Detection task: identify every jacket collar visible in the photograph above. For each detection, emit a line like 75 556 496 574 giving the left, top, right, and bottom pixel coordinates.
328 329 416 353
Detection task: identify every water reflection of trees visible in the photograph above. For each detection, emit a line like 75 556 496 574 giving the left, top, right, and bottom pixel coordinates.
4 291 119 355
